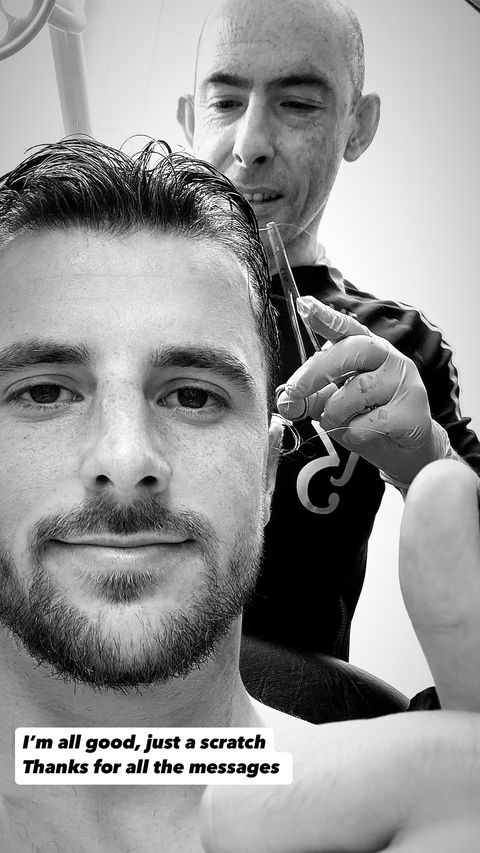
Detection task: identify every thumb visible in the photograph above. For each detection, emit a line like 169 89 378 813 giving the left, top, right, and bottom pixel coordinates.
199 719 405 853
400 459 480 710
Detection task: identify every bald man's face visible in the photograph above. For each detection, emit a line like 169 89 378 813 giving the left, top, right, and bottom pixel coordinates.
182 0 358 265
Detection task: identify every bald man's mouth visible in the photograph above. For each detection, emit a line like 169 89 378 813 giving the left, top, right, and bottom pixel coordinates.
238 186 283 205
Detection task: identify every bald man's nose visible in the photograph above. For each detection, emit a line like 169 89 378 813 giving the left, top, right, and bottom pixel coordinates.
232 101 275 167
80 396 172 500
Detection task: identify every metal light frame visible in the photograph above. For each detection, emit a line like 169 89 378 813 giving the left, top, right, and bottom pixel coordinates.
0 0 91 135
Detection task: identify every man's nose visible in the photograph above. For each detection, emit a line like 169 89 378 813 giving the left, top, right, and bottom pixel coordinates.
232 99 275 168
79 390 172 501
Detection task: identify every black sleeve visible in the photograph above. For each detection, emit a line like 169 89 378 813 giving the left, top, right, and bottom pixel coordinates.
401 305 480 475
408 686 441 711
346 289 480 476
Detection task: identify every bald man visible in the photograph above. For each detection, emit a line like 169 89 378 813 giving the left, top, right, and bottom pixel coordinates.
178 0 480 661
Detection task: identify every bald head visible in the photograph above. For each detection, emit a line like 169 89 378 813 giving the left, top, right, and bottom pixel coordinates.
180 0 379 266
196 0 365 102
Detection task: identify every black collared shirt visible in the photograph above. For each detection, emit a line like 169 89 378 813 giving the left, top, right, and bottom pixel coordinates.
242 266 480 658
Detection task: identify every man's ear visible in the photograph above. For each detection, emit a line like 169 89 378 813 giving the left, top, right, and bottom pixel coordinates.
177 93 195 147
344 92 381 162
263 415 285 526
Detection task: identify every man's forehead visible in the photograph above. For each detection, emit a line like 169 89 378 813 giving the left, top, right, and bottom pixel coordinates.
197 0 350 86
0 227 268 392
0 228 258 342
0 226 246 284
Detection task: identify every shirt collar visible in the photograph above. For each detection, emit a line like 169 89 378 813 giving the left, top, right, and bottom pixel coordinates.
313 242 346 294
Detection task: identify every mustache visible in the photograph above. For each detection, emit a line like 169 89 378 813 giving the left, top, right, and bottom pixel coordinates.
30 496 217 556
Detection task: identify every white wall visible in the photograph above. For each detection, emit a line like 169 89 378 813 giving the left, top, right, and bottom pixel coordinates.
1 0 479 697
324 0 480 695
0 25 62 169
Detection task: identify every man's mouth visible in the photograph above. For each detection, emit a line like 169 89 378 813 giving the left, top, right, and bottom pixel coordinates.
46 536 194 574
239 188 283 204
53 534 189 548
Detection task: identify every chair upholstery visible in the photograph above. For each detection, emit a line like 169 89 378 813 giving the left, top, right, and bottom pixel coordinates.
240 636 409 723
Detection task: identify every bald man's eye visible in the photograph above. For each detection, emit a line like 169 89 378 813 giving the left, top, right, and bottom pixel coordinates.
158 385 229 422
209 97 243 112
280 99 323 113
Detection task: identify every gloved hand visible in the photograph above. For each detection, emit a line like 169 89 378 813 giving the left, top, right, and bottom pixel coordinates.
276 295 452 487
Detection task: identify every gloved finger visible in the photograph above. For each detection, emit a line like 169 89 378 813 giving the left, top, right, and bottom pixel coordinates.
297 294 372 342
319 372 428 434
312 370 399 424
319 348 427 434
276 382 337 420
400 459 480 712
314 409 388 453
284 335 388 401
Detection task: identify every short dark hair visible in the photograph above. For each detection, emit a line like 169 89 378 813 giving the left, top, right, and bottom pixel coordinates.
0 138 278 406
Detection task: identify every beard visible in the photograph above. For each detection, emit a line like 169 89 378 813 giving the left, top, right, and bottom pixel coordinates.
0 496 262 691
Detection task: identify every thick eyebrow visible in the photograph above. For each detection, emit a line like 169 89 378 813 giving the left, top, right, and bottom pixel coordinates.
149 346 256 394
0 339 90 375
0 340 258 394
204 72 252 89
204 71 334 96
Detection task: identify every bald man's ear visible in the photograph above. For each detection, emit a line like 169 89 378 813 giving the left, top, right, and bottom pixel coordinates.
263 415 284 526
344 93 381 162
177 94 195 147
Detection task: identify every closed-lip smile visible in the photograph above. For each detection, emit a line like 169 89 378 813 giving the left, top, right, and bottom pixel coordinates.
46 535 194 576
53 534 189 548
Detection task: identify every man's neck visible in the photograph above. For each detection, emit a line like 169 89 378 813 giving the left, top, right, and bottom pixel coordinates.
264 224 320 270
0 621 262 853
0 620 254 731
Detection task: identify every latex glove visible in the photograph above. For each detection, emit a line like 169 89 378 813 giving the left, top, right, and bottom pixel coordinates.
276 295 452 486
400 459 480 711
200 712 480 853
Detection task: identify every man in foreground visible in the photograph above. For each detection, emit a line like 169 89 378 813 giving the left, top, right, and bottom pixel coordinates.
0 139 479 852
0 137 289 851
178 0 480 658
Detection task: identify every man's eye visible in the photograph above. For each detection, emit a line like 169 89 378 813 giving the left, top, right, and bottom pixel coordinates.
281 100 319 112
158 386 228 420
29 384 65 404
173 387 211 409
210 98 242 111
9 383 81 408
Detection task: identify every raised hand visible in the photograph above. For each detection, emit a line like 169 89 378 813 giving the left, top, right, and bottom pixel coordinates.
276 296 452 487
